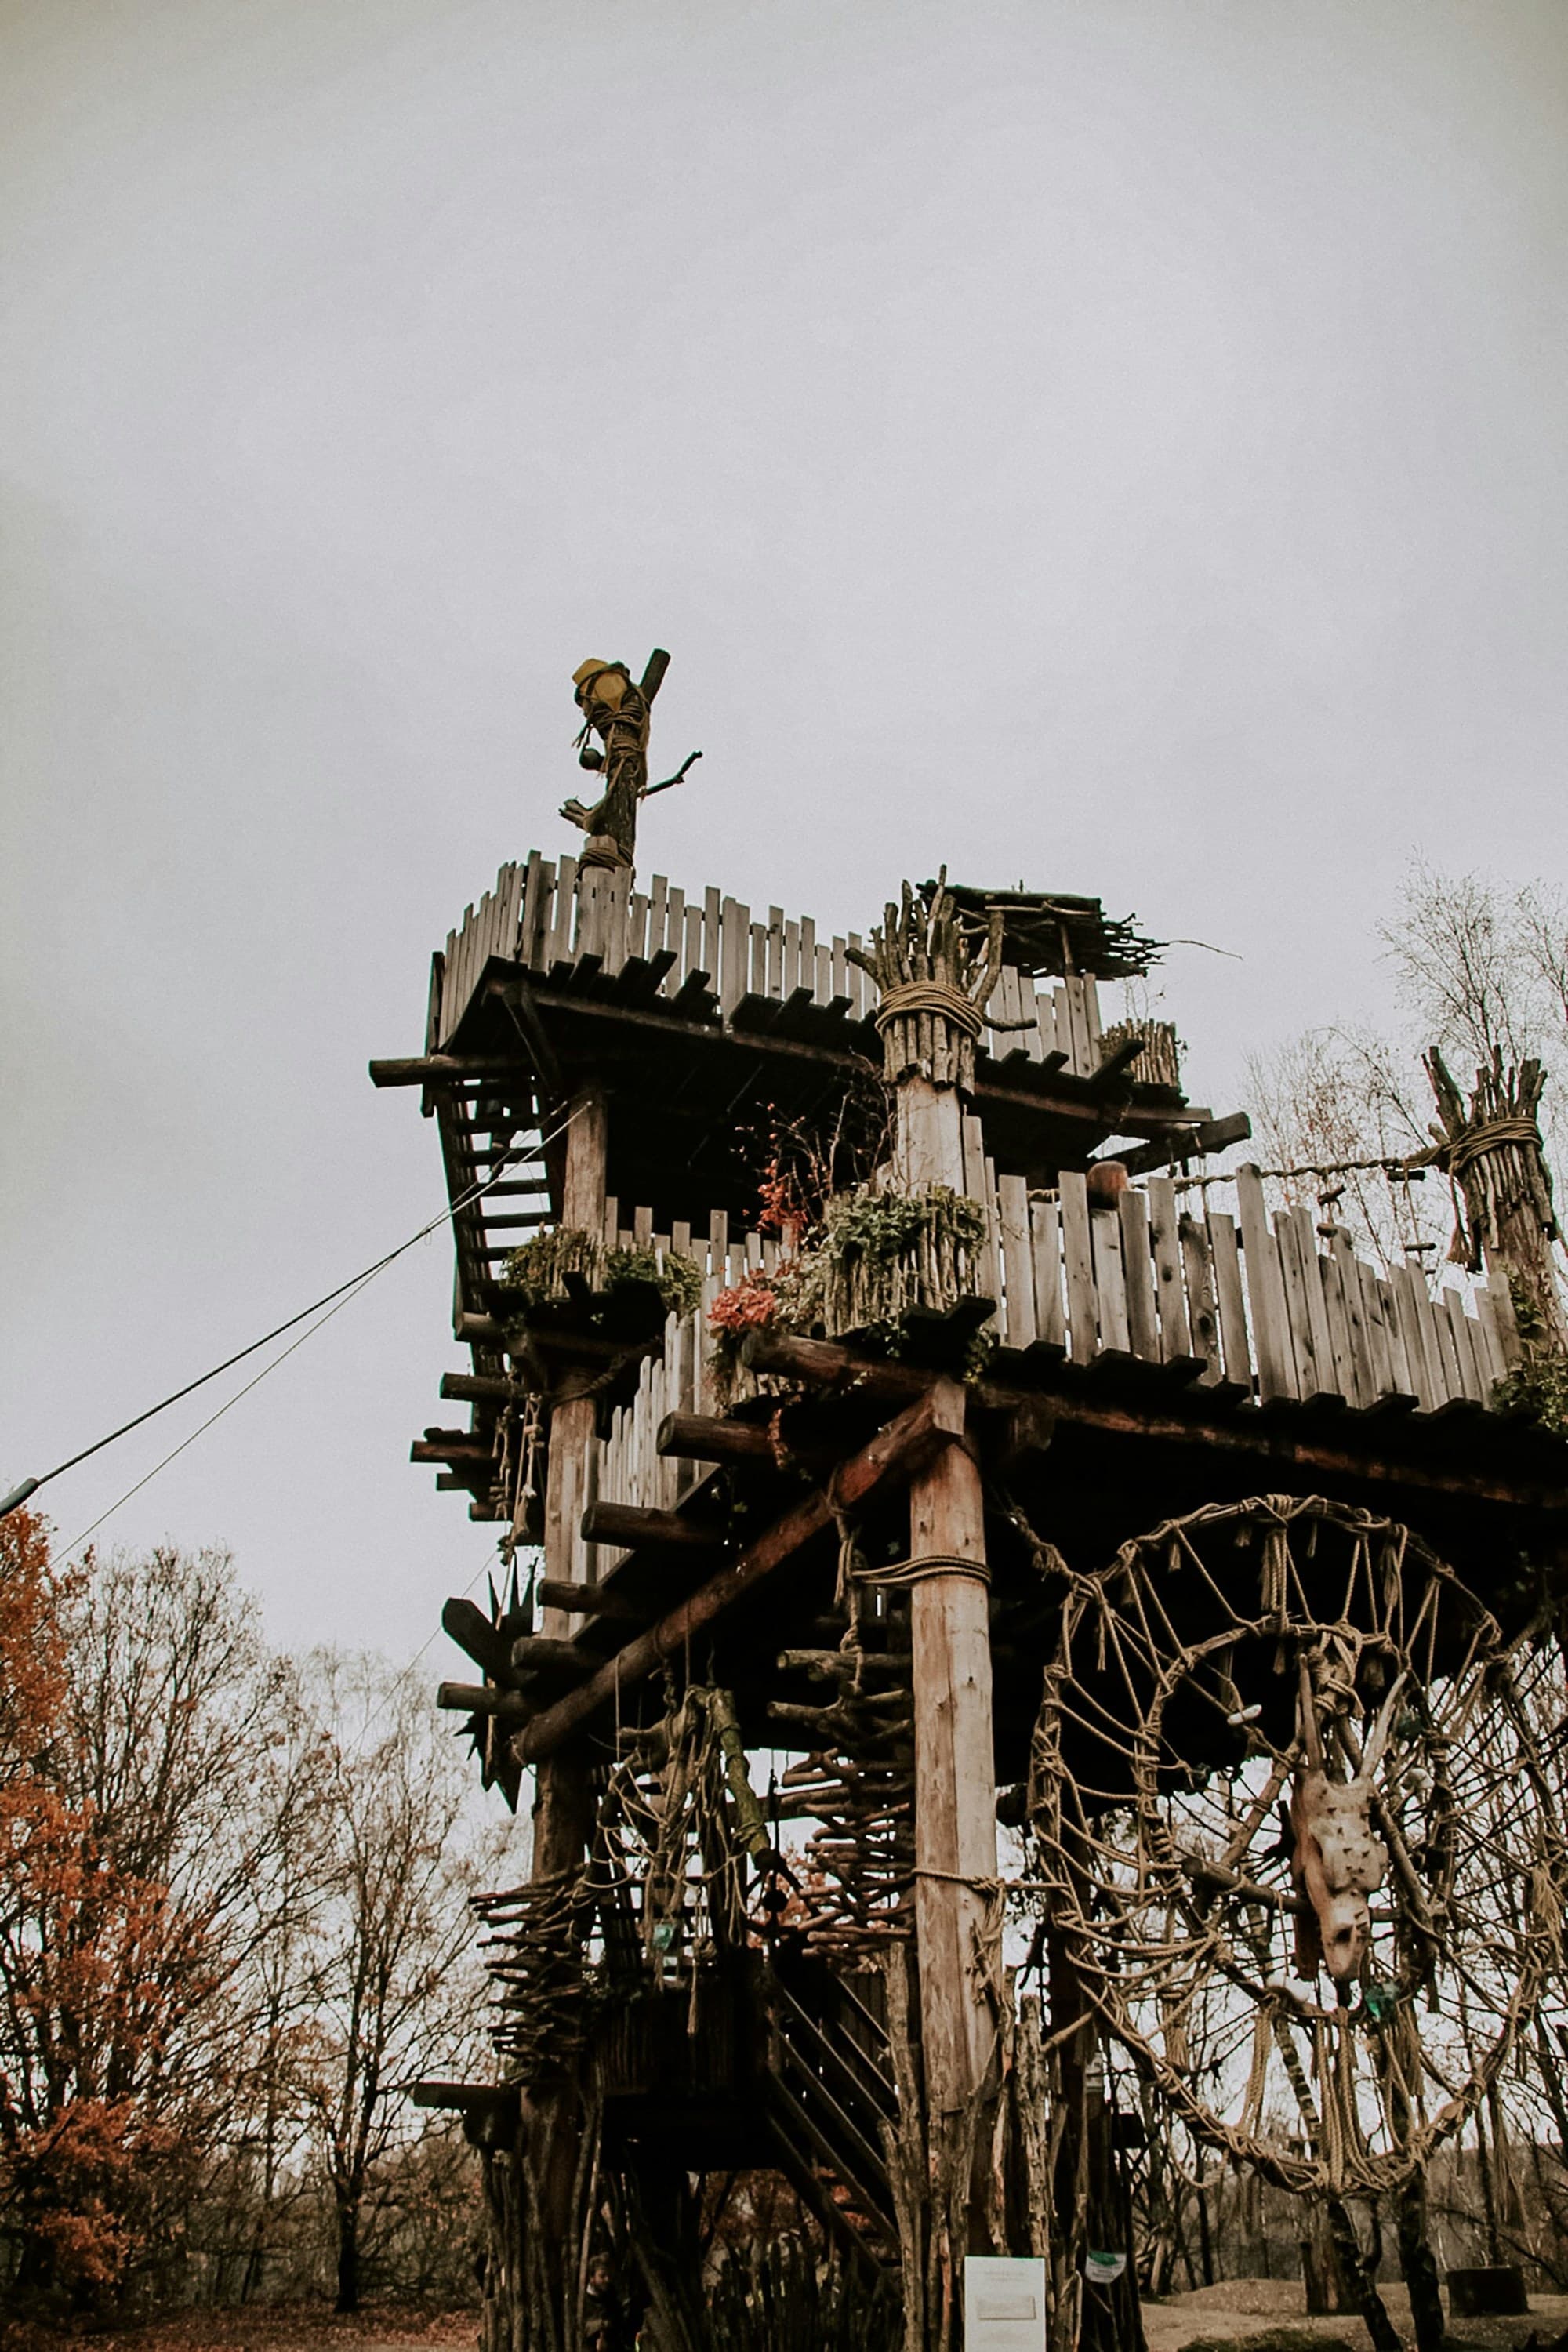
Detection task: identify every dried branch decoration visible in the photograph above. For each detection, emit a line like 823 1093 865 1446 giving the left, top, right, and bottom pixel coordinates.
848 869 1005 1091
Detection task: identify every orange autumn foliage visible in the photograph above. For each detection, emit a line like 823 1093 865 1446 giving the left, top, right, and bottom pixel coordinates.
0 1513 206 2313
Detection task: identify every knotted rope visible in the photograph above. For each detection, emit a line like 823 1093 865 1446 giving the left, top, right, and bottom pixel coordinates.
854 1549 992 1589
874 979 985 1040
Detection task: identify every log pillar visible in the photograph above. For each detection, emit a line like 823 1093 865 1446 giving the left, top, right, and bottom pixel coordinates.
895 1069 998 2307
533 1080 605 1868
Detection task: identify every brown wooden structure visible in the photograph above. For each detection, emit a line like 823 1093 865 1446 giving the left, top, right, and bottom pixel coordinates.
378 691 1568 2352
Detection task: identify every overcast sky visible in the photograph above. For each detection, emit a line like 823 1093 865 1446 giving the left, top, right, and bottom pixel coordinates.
4 0 1566 1669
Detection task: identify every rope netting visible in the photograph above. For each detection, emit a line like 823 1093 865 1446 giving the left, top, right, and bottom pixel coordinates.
1025 1494 1568 2198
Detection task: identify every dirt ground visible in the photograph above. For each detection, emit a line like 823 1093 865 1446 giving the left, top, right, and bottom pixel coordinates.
1142 2276 1568 2351
0 2310 476 2352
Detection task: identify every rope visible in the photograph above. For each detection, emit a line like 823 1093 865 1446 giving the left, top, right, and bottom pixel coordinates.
854 1550 991 1588
874 978 984 1039
1427 1115 1544 1181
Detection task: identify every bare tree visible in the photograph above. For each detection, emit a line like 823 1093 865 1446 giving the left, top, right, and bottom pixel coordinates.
298 1653 508 2313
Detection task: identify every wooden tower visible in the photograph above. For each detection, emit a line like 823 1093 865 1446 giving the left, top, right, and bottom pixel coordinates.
378 659 1568 2352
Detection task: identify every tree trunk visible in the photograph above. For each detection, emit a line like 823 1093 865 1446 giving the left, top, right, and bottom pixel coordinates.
336 2193 361 2314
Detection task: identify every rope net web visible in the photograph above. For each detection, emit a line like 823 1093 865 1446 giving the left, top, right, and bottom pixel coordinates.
1025 1494 1567 2198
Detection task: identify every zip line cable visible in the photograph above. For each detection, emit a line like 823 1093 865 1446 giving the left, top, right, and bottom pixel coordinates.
1 1103 581 1526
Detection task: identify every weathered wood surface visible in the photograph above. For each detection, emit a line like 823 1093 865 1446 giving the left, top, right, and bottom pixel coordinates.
436 849 1125 1078
517 1385 964 1761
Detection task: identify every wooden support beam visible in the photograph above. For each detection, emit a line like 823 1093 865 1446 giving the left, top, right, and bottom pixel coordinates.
656 1410 836 1468
412 2080 520 2114
657 1410 773 1462
369 1054 524 1087
437 1682 527 1720
581 1500 724 1550
536 1578 649 1621
441 1371 527 1404
412 1438 492 1468
510 1635 593 1677
518 1384 960 1762
442 1595 514 1681
742 1327 1568 1510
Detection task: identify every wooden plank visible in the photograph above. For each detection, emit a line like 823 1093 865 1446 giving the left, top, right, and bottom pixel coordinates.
520 851 546 975
1036 987 1060 1062
1327 1231 1371 1408
847 932 866 1018
1287 1207 1339 1399
1375 1276 1417 1401
683 902 704 989
720 897 746 1014
1030 1196 1066 1352
1235 1168 1298 1400
1388 1265 1434 1410
1091 1207 1131 1352
1356 1258 1397 1400
997 1174 1036 1348
648 872 669 961
1472 1283 1509 1388
1146 1177 1192 1361
814 940 833 1006
1083 976 1104 1058
1118 1189 1160 1363
1208 1211 1252 1391
1058 1171 1098 1365
980 1155 1004 1308
1401 1266 1447 1408
1178 1210 1221 1384
784 916 802 999
1443 1290 1486 1404
1428 1284 1464 1405
703 886 722 993
662 884 685 989
832 935 848 1004
1275 1210 1332 1400
750 920 768 996
520 1385 963 1760
1062 978 1092 1075
1485 1271 1523 1369
766 906 785 998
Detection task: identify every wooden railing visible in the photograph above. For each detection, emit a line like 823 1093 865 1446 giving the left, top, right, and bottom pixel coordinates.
577 1170 1520 1542
437 852 1113 1079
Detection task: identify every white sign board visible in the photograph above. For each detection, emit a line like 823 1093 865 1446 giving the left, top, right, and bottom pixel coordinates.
964 2256 1047 2352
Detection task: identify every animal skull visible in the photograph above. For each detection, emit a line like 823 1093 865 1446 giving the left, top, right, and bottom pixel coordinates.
1290 1766 1388 1980
1289 1659 1402 1983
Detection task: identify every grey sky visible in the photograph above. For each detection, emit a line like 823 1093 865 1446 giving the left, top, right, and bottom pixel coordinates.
4 0 1566 1662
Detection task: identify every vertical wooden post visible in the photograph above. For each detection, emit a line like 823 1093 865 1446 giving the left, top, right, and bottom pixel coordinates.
534 1081 606 1872
894 1070 999 2311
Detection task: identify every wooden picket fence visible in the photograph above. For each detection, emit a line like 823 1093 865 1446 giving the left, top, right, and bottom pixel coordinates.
573 1167 1519 1558
436 852 1111 1077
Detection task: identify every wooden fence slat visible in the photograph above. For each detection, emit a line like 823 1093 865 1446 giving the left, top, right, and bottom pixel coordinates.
1207 1211 1253 1392
1059 1172 1098 1366
1327 1231 1372 1408
1284 1207 1338 1398
1146 1178 1192 1360
1178 1210 1222 1384
1428 1286 1463 1404
1443 1290 1486 1403
1091 1207 1130 1352
1356 1258 1397 1400
998 1174 1036 1348
1236 1167 1298 1400
1472 1283 1509 1387
1118 1189 1160 1363
1486 1272 1523 1369
1272 1210 1321 1398
750 921 768 996
767 907 785 999
1030 1197 1066 1352
980 1156 1004 1308
1376 1276 1417 1401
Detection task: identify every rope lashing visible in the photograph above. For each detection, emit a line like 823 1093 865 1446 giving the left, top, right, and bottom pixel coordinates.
1422 1115 1544 1181
854 1550 991 1588
873 979 985 1040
